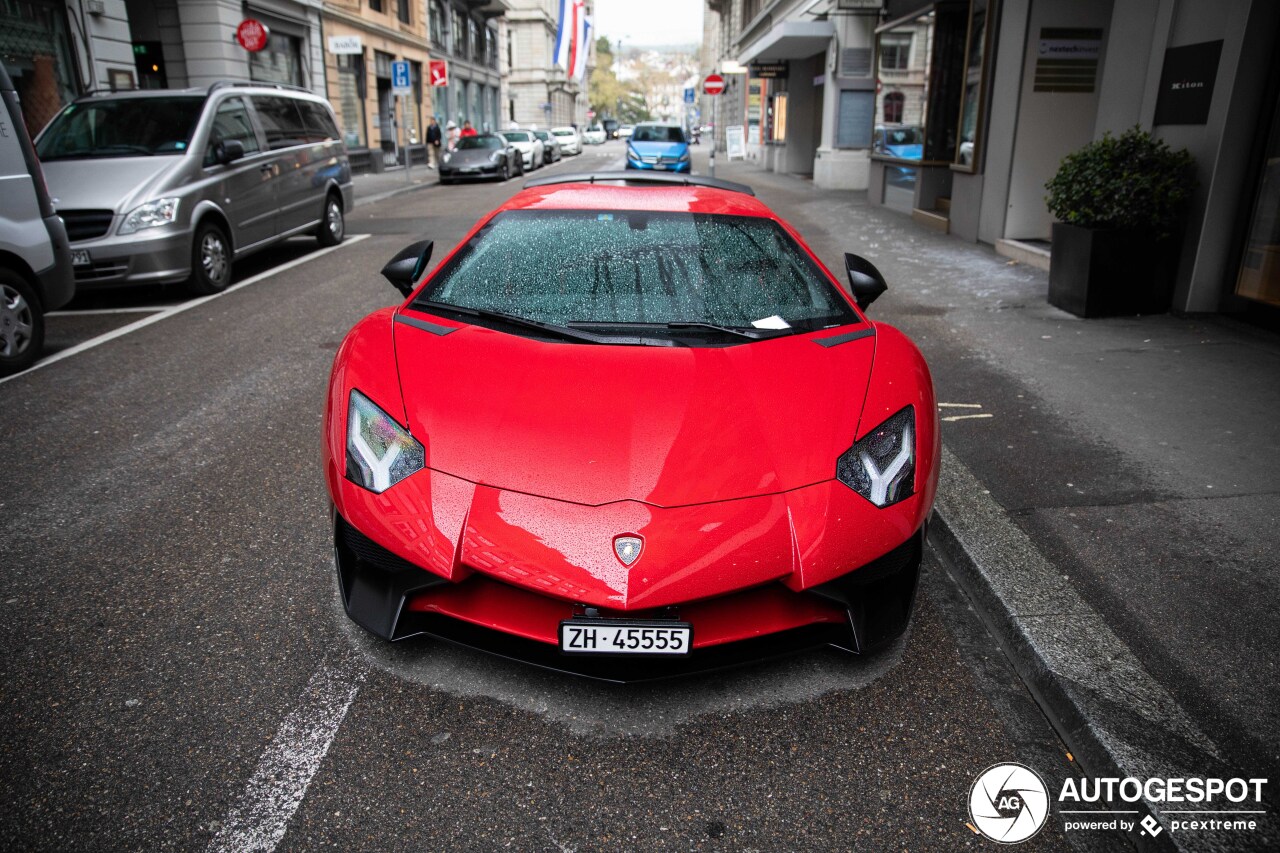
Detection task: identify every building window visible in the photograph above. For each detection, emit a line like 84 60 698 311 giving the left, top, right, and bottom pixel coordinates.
429 1 445 47
469 18 480 62
396 0 410 25
486 27 498 70
336 52 366 147
453 10 467 58
249 30 305 88
883 92 904 123
369 0 383 12
880 34 912 71
0 0 80 135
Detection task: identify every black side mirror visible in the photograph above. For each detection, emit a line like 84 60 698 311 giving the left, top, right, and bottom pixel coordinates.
215 139 245 165
844 253 888 311
381 240 434 296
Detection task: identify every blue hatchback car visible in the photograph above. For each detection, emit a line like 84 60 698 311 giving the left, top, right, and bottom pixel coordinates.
625 123 691 173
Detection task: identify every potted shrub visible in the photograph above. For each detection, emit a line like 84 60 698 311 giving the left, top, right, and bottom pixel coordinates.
1045 127 1195 317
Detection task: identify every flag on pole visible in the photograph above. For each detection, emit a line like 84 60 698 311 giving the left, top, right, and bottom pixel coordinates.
552 0 571 70
572 8 592 82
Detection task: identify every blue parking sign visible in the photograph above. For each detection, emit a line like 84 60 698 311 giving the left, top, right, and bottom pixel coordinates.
391 60 411 94
683 87 695 104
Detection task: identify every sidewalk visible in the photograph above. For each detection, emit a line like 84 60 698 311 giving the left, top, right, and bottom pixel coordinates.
710 157 1280 847
351 165 438 207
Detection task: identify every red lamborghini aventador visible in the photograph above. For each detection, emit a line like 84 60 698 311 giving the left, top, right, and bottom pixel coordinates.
324 172 939 680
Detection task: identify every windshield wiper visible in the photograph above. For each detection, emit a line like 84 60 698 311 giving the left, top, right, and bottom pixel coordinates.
568 320 771 340
416 300 609 345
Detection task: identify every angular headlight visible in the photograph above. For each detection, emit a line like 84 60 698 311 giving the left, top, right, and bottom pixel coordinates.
442 152 452 163
345 390 424 493
118 197 180 235
836 406 915 507
627 147 640 160
678 150 690 162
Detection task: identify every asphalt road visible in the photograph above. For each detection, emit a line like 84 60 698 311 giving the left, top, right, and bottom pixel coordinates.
2 142 1107 851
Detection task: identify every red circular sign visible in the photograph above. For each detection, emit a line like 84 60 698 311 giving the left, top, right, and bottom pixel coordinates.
236 19 269 53
703 74 726 96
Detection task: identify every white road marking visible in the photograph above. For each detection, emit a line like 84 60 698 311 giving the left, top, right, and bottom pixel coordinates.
2 235 369 387
47 306 172 316
938 402 984 408
208 659 365 853
942 413 994 423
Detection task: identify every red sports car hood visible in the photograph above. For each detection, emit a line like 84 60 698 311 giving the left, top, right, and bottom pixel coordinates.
393 316 874 507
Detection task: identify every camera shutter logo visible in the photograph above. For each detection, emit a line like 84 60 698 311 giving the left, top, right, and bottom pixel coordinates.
969 763 1050 843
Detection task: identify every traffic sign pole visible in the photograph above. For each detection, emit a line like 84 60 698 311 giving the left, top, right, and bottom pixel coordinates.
703 74 725 178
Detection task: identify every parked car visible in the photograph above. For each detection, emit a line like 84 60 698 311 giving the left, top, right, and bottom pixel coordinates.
581 125 606 145
0 61 75 376
602 118 619 139
499 130 543 171
532 129 562 164
550 126 581 155
618 124 635 139
439 134 523 183
34 82 353 295
625 123 691 173
325 171 938 680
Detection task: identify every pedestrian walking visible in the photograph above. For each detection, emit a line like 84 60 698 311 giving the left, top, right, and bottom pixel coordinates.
445 120 460 152
425 117 441 169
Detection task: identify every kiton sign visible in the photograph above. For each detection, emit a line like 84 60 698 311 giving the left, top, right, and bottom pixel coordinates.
327 35 363 55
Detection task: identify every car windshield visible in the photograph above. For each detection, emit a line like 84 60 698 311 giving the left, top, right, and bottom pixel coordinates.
36 96 207 159
457 136 501 150
534 131 550 140
632 125 685 143
501 132 530 142
414 210 857 344
553 129 574 136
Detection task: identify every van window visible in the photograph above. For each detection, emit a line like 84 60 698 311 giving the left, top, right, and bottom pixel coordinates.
204 97 261 166
251 96 309 149
297 101 340 143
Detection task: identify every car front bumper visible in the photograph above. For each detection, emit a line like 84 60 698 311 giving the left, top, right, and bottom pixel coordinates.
625 158 692 173
331 502 924 681
66 226 192 288
440 163 504 180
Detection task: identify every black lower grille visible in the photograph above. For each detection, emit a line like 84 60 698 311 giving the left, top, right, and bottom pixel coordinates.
59 209 115 241
338 518 424 574
74 260 129 282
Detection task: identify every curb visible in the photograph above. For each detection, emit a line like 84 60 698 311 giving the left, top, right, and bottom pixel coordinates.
353 175 438 208
926 446 1261 853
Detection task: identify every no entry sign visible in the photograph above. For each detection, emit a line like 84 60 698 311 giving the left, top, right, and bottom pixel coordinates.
703 74 725 96
236 19 269 53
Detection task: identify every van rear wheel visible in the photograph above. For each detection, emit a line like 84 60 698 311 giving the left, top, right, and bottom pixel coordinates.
317 193 345 247
186 221 232 295
0 269 44 377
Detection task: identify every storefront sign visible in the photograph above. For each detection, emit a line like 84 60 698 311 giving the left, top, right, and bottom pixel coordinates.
236 19 269 53
1154 40 1222 126
327 35 362 55
750 62 788 79
1033 27 1101 93
429 60 449 87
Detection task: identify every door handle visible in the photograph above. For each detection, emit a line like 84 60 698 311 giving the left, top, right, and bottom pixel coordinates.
259 163 275 174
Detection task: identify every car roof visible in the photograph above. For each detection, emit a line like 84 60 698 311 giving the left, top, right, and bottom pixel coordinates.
498 182 774 217
72 82 328 104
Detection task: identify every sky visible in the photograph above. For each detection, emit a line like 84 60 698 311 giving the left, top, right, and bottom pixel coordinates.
592 0 704 49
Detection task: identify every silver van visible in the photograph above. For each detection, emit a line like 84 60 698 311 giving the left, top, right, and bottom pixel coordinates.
34 82 353 294
1 61 74 376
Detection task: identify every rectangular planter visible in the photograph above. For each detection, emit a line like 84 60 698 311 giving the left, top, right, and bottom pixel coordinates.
1048 223 1178 317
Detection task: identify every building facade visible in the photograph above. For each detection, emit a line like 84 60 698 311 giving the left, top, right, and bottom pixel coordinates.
426 0 505 132
320 0 435 161
704 0 881 190
505 0 589 129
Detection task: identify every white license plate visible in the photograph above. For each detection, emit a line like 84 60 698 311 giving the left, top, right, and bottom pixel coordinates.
559 620 692 655
71 250 91 267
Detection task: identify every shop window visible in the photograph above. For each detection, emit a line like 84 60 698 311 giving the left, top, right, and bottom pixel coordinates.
336 52 366 148
954 0 991 171
883 92 904 124
873 3 969 164
249 30 305 88
772 93 788 143
1235 89 1280 308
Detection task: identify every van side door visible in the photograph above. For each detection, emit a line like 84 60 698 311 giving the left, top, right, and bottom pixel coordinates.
251 96 312 236
202 96 275 250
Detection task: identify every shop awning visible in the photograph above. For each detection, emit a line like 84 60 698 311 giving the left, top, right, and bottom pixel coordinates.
738 20 836 64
